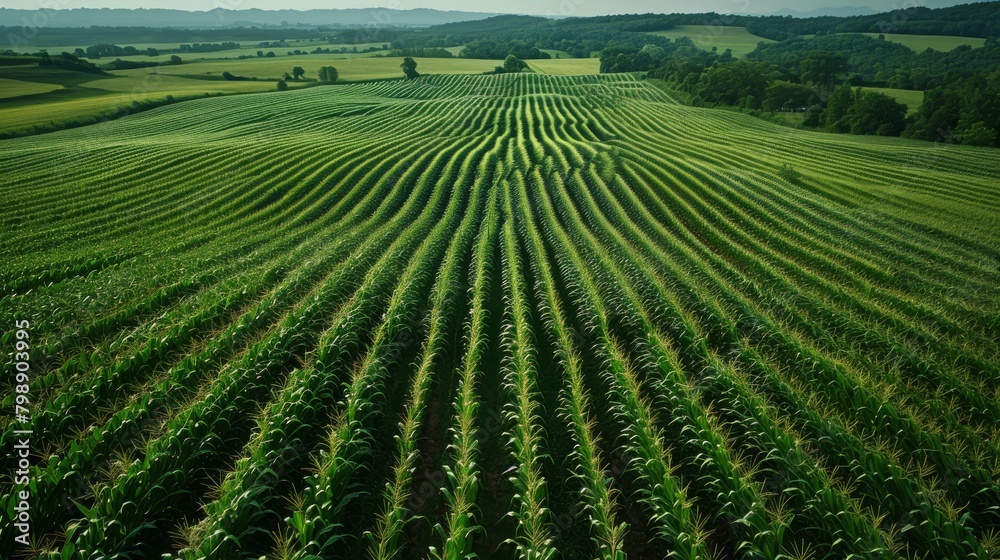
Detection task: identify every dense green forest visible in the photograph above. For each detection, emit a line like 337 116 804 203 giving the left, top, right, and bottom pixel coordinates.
389 3 1000 56
747 34 1000 88
635 41 1000 147
390 14 678 57
740 2 1000 40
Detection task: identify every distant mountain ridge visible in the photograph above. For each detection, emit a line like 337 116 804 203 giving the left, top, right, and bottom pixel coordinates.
0 7 501 29
1 2 994 39
769 6 879 17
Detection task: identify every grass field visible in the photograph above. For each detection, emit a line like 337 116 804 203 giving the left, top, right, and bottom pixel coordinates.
526 57 600 75
0 57 501 134
769 110 807 127
858 32 986 52
865 86 925 112
127 56 499 81
0 78 64 99
1 73 998 560
538 48 574 59
0 66 115 87
646 25 775 57
0 88 264 132
0 69 308 133
78 74 290 95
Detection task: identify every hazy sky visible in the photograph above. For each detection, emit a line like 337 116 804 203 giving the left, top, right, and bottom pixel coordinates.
0 0 969 15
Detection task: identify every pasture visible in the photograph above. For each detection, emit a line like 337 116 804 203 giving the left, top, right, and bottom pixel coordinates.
865 86 924 112
126 56 499 81
0 57 505 135
0 78 64 99
646 25 775 57
526 57 601 75
0 71 307 134
858 32 987 52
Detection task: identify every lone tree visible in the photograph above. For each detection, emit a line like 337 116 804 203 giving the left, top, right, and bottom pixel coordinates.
846 91 907 136
401 57 419 79
640 44 665 61
823 81 857 132
276 79 289 91
292 66 305 80
503 54 527 73
318 66 339 83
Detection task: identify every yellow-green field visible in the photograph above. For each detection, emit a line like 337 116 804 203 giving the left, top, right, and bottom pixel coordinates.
78 74 294 95
538 48 574 59
0 85 297 132
646 25 775 57
0 57 507 134
1 93 174 130
769 111 807 127
0 77 64 99
0 70 309 133
127 56 498 81
526 58 600 75
0 66 113 88
858 32 985 52
865 86 924 112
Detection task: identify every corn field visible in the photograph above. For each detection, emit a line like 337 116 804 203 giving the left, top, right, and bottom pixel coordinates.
1 73 999 560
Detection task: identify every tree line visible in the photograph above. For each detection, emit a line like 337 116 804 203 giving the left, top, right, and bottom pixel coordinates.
389 14 677 59
385 48 453 58
389 3 998 59
617 43 999 147
75 42 238 59
583 3 1000 41
35 51 108 74
747 34 1000 89
903 71 1000 146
